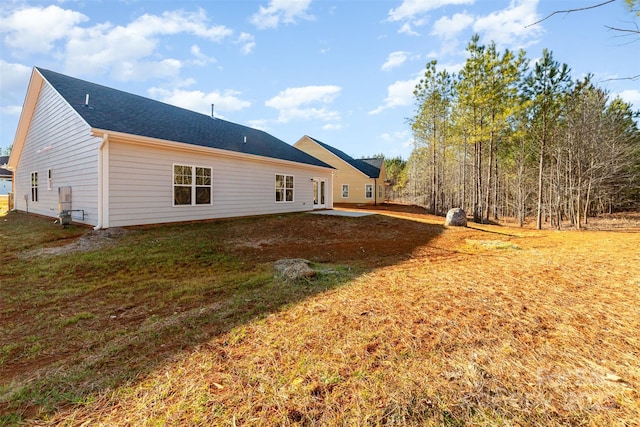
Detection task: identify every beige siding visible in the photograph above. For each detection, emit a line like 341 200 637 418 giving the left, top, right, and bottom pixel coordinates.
107 141 333 227
13 82 100 224
295 136 380 205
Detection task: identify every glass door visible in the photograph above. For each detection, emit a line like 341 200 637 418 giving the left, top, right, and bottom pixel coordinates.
313 178 326 209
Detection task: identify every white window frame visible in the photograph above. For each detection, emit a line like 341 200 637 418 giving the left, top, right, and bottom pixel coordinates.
365 183 373 199
341 184 349 198
31 171 38 202
275 173 294 203
172 164 212 206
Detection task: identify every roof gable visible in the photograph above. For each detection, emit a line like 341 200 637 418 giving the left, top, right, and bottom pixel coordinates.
306 136 381 178
35 68 332 169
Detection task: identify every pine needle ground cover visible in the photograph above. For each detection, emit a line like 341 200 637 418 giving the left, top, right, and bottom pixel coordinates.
1 206 638 426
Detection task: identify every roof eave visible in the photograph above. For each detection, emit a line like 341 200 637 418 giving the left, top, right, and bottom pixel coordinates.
7 68 45 171
91 129 334 171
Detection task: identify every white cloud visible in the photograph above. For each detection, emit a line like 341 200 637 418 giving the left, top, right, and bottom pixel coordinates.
247 119 270 132
388 0 474 22
0 61 31 113
381 130 410 142
618 89 640 108
398 22 420 36
380 129 413 155
323 123 343 131
432 12 474 38
1 5 234 82
382 51 409 71
473 0 542 48
251 0 314 29
265 85 342 124
369 75 421 115
266 85 341 109
190 45 216 66
236 33 256 55
128 9 232 42
149 87 251 115
0 5 88 55
63 9 233 80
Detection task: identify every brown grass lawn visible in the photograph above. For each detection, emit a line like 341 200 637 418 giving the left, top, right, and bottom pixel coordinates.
0 196 8 215
1 205 639 426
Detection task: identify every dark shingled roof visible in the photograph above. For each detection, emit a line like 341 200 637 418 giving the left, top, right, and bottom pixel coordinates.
306 136 381 178
0 156 10 178
362 157 384 171
36 68 332 169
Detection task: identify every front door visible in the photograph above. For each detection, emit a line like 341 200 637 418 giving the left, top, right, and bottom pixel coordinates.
313 178 326 209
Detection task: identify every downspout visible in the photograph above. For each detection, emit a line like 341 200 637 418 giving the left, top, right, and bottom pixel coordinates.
374 178 377 206
94 133 108 230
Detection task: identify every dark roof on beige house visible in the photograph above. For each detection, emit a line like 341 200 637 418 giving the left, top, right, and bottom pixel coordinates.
305 136 381 178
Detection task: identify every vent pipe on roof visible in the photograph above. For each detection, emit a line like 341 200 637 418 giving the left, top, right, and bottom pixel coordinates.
211 103 215 119
85 94 90 106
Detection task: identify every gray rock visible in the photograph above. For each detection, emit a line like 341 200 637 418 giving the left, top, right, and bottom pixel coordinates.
445 208 467 227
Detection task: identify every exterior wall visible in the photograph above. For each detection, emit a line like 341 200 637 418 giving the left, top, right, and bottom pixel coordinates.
0 178 11 195
13 82 100 224
295 136 379 205
334 165 376 205
106 140 333 227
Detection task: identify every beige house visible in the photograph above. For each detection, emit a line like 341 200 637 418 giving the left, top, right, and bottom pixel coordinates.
7 68 334 228
294 136 386 205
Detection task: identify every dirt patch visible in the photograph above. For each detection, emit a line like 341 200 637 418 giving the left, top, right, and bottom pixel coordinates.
223 209 446 267
19 228 129 258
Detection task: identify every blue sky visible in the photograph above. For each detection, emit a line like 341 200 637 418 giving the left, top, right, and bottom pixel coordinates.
1 0 638 160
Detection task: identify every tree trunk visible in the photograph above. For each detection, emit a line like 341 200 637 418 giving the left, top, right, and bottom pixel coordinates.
536 115 546 230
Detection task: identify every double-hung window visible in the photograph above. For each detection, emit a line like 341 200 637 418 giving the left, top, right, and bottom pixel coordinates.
173 165 212 206
31 172 38 202
365 184 373 199
275 174 294 202
341 184 349 198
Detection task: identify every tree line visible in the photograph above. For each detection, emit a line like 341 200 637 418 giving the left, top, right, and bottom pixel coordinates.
387 34 640 229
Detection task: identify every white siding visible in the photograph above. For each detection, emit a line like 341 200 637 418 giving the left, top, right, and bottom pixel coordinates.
107 141 333 227
13 82 101 224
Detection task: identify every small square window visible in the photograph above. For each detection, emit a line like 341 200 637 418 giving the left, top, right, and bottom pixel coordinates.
173 164 212 206
365 184 373 199
276 174 294 203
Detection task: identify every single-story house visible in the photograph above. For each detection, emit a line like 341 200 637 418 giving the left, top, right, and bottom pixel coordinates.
0 156 11 195
7 67 334 228
294 136 386 205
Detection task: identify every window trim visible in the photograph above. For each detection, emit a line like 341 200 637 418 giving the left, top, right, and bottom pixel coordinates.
275 173 295 203
172 164 213 207
365 183 373 199
31 171 38 202
47 168 52 191
341 184 349 198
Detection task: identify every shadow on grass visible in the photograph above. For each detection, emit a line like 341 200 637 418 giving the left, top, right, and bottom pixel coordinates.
0 209 444 423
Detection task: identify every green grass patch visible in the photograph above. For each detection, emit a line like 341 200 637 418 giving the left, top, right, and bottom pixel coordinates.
0 212 355 421
464 239 521 250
